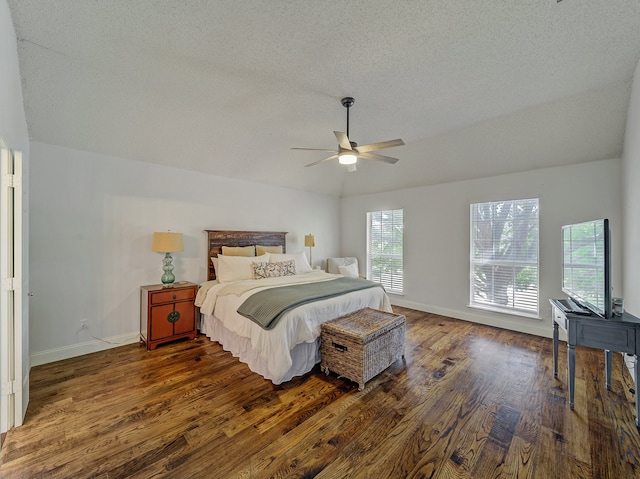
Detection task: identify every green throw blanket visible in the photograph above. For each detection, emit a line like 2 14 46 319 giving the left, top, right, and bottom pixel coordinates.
236 277 384 330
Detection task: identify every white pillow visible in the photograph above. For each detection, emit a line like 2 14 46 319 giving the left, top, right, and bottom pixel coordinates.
326 257 358 274
217 253 270 282
269 252 312 274
338 262 359 278
211 257 219 276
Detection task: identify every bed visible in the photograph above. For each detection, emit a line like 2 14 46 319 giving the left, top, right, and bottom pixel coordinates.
196 230 392 384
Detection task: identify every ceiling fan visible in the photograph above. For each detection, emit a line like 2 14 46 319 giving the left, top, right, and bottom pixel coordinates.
292 97 404 172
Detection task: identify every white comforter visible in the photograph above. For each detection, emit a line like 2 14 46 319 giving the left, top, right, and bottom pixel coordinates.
197 272 391 382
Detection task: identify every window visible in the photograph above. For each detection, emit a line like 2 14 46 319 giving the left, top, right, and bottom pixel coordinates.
367 209 403 294
470 198 539 316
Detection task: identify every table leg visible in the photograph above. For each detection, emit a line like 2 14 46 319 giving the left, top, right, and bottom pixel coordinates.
605 349 612 390
635 355 639 428
568 343 576 410
553 321 559 378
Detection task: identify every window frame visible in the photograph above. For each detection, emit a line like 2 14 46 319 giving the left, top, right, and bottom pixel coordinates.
469 198 540 318
366 209 404 295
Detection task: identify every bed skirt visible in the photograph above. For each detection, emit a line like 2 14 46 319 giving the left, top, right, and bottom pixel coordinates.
200 313 319 384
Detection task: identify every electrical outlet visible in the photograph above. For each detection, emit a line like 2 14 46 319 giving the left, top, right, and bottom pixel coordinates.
80 320 88 330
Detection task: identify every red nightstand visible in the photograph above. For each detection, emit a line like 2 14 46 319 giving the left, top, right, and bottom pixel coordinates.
140 282 198 350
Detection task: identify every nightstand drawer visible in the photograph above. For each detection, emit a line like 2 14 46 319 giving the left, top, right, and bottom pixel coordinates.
150 288 195 304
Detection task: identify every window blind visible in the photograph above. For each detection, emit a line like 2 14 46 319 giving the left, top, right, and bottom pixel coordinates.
367 209 403 294
470 198 539 315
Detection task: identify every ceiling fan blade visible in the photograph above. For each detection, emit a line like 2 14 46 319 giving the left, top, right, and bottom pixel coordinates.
291 147 338 152
305 154 338 167
356 138 405 153
358 151 400 164
334 131 352 150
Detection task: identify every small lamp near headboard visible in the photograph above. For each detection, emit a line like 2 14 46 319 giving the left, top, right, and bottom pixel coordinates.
151 231 184 285
304 234 315 267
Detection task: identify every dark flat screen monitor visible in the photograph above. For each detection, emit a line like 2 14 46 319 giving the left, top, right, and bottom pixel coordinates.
562 218 611 318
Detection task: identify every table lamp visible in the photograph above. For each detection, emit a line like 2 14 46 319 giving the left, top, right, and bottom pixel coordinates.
151 231 184 285
304 234 315 267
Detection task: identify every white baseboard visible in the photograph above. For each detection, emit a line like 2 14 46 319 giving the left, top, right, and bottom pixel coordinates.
30 332 140 367
388 297 552 338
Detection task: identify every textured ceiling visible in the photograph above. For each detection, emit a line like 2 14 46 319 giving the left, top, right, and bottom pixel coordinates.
7 1 640 197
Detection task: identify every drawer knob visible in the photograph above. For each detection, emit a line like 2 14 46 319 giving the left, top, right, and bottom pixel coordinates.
173 294 177 300
167 311 181 323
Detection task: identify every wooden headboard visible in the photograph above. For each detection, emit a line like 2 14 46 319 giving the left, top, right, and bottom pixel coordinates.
205 230 287 281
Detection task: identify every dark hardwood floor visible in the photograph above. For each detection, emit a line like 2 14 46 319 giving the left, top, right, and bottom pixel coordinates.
2 307 640 478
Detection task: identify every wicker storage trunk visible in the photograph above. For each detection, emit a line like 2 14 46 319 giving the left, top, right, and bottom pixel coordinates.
321 308 405 390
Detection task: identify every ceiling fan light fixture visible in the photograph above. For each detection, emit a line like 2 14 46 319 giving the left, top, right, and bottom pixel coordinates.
338 152 357 165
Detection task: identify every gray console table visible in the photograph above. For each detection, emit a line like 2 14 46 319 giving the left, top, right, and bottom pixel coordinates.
550 299 640 428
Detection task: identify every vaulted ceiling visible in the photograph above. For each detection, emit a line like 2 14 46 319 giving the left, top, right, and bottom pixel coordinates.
7 1 640 197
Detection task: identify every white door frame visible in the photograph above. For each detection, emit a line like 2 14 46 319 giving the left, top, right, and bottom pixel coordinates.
1 144 24 436
13 149 23 427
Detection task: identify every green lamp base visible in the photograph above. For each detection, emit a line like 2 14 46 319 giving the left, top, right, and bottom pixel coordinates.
161 252 176 285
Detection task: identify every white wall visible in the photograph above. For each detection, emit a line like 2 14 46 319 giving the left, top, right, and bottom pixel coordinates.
341 158 622 338
623 59 640 316
0 0 30 425
29 142 340 365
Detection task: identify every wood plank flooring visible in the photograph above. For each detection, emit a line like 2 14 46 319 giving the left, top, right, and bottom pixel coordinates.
2 307 640 478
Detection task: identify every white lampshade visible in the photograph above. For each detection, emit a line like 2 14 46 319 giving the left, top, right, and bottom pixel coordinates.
151 232 184 253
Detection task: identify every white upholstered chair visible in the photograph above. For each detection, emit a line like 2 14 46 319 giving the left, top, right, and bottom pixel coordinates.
326 257 364 278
